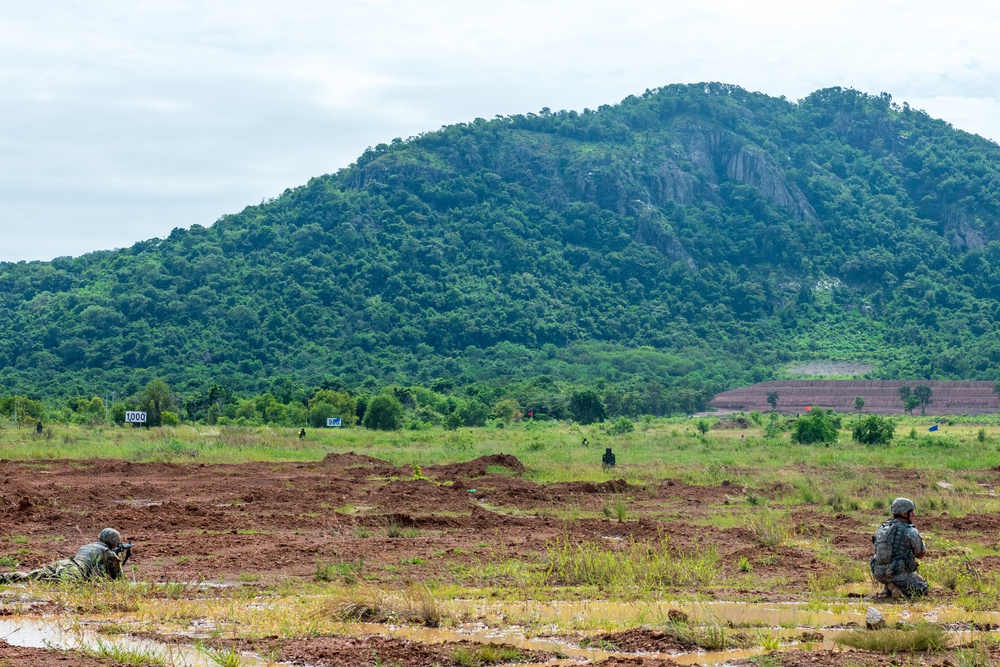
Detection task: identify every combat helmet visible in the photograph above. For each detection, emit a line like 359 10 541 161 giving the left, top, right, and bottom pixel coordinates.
98 527 121 548
890 497 915 516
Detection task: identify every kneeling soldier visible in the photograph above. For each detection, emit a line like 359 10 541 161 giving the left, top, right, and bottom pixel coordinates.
871 498 927 599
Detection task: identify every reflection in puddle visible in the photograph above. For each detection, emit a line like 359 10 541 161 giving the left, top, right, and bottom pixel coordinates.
0 618 265 667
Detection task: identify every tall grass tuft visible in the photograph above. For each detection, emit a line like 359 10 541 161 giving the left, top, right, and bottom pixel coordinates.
742 508 792 547
835 623 949 653
451 644 523 667
198 644 245 667
405 582 444 627
80 639 168 666
545 536 717 590
315 558 361 583
327 585 396 622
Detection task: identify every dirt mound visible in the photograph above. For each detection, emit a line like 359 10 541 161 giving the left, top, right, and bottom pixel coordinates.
712 416 753 429
928 513 1000 532
321 451 395 468
589 627 693 652
552 479 630 494
0 643 109 667
365 479 470 513
425 454 525 479
597 659 685 667
729 649 925 667
184 635 554 667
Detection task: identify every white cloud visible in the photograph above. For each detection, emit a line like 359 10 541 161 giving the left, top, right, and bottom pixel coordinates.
1 0 999 261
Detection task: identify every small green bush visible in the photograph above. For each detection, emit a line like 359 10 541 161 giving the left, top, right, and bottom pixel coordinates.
790 408 838 445
608 417 634 435
852 414 895 446
835 623 949 653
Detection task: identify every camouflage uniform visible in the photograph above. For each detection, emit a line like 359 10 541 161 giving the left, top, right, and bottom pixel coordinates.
870 518 927 597
0 534 123 584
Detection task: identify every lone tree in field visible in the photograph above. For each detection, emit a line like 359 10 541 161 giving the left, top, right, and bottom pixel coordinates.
569 390 607 425
853 395 865 413
766 391 779 412
898 385 919 415
791 407 838 445
852 414 895 446
913 385 933 415
362 394 404 430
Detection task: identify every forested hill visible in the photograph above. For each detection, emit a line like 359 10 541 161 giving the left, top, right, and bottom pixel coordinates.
3 83 1000 416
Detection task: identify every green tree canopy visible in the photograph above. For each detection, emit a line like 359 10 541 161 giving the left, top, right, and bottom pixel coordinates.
362 394 404 430
791 408 839 445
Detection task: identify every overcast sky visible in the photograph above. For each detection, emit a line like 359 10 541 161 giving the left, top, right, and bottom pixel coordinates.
2 0 999 263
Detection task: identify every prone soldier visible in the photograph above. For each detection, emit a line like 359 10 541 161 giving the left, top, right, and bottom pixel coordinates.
0 528 130 583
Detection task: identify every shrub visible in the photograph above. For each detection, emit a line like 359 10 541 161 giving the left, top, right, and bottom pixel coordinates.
852 414 895 446
743 509 791 547
608 417 634 435
569 390 607 425
835 623 949 653
159 411 180 426
790 408 838 445
362 394 403 430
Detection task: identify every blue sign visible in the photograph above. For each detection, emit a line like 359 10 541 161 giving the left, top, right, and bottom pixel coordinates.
928 424 939 432
326 417 342 427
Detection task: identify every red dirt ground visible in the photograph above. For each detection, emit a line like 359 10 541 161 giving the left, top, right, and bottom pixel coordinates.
0 643 135 667
2 452 1000 665
0 454 826 588
0 453 989 594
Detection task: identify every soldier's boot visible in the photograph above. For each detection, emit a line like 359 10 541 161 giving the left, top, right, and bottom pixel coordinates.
886 582 906 600
876 587 893 599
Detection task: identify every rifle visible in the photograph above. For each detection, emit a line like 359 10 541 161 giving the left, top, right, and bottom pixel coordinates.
112 542 133 566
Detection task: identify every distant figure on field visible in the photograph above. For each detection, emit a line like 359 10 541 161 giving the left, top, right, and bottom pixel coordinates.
602 447 615 468
582 438 589 447
0 528 128 583
35 422 43 435
299 428 306 439
870 498 927 599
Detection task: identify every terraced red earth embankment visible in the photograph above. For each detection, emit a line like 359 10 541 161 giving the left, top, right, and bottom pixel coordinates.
711 380 1000 415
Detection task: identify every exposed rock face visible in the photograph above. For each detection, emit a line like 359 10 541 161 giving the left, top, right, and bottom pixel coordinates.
679 124 816 221
942 209 986 251
725 148 817 220
634 216 697 270
647 159 698 206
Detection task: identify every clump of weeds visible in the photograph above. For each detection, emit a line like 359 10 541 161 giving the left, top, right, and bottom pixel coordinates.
405 582 445 627
315 558 362 583
451 644 523 666
326 584 397 622
742 508 792 547
602 497 628 522
835 623 949 653
81 639 168 666
197 644 245 667
545 535 717 590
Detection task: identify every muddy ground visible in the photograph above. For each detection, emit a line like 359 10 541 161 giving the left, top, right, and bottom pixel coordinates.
0 453 877 589
1 453 999 665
